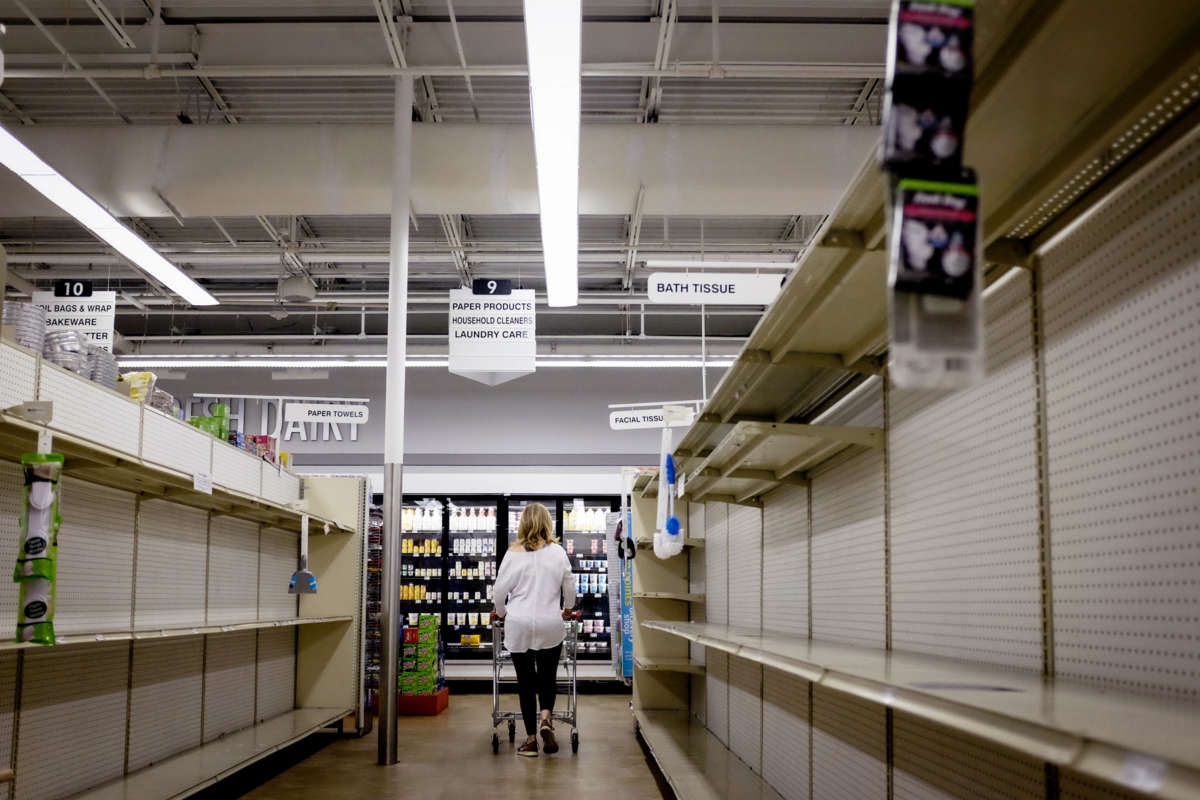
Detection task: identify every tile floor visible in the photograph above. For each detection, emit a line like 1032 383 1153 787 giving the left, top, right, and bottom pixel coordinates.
240 693 665 800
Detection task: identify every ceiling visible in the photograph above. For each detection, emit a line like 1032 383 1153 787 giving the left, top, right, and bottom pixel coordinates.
0 0 887 354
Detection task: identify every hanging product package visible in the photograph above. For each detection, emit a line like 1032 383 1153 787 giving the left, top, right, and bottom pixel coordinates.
18 578 56 645
15 453 64 582
887 175 984 388
881 0 974 171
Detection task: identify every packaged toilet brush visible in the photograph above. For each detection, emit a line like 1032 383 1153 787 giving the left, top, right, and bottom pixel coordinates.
15 453 63 583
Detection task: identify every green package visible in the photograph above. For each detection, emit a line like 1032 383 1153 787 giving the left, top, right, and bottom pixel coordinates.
15 454 64 583
16 578 55 645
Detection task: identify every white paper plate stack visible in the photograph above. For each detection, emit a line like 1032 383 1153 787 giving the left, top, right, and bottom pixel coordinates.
43 330 89 375
3 302 48 352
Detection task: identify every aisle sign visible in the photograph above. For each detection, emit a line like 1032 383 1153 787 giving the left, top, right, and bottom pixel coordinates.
284 402 370 425
32 290 117 352
608 408 695 430
448 288 536 386
646 272 783 305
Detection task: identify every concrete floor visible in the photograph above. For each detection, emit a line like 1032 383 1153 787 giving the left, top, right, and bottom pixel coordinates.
240 694 665 800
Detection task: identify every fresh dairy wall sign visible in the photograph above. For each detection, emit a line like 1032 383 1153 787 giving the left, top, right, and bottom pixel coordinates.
448 288 537 386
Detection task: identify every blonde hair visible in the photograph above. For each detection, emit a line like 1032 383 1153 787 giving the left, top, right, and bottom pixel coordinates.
517 503 557 551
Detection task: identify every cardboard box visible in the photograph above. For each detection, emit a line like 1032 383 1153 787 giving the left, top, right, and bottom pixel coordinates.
397 686 449 715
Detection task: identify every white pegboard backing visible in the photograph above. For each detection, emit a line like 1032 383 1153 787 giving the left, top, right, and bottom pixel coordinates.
728 505 762 631
762 667 810 800
1059 770 1146 800
0 654 16 800
134 500 209 630
1040 126 1200 697
811 685 887 800
258 527 299 621
56 479 136 634
817 375 884 428
15 643 128 800
706 649 729 747
689 544 706 669
141 407 212 479
762 483 809 639
256 627 297 721
705 502 728 626
810 450 886 648
888 270 1043 670
127 637 204 772
212 441 262 498
728 656 763 774
207 517 261 625
0 342 37 409
203 631 256 742
39 363 140 456
0 463 22 629
892 710 1044 800
261 463 301 508
688 502 705 542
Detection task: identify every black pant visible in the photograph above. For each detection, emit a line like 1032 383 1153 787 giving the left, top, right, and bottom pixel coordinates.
509 643 562 736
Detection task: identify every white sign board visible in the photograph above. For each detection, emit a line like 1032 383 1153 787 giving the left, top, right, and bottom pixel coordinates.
646 273 783 306
32 291 117 352
609 408 695 430
448 288 536 386
284 402 370 425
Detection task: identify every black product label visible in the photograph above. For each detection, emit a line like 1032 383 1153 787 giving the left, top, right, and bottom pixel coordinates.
883 78 969 168
23 537 48 557
893 179 978 299
24 600 48 620
894 0 974 79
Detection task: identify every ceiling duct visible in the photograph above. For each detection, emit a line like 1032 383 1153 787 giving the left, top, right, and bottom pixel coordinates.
278 275 316 303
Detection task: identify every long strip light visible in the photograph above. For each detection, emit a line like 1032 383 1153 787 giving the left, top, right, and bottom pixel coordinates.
117 356 734 369
523 0 582 307
0 125 218 306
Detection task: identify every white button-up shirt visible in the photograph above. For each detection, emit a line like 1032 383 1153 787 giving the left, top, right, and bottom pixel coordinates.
493 542 575 653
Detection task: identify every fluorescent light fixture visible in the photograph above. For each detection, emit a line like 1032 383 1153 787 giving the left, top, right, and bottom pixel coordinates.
643 259 795 271
523 0 581 308
0 125 218 307
116 356 733 369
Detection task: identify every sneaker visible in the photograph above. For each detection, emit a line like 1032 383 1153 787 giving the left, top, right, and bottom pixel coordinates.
517 739 538 758
540 723 559 754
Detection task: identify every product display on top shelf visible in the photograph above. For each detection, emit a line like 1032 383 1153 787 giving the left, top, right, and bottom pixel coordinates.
445 499 500 660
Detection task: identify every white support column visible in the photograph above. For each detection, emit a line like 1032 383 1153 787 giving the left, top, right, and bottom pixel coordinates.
378 75 413 767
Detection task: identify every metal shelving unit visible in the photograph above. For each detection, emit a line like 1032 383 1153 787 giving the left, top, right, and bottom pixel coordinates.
0 340 367 800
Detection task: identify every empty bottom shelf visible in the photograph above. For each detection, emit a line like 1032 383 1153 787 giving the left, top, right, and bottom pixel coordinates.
634 708 782 800
71 707 351 800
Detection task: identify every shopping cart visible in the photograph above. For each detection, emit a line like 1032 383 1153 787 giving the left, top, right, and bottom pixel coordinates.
490 611 581 755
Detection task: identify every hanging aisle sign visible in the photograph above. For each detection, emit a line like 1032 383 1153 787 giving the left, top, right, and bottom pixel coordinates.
646 272 783 305
448 287 536 386
608 408 695 430
283 402 370 425
32 290 117 352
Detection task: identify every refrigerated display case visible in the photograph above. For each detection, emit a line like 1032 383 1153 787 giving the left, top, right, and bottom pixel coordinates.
561 500 615 661
444 498 500 660
401 500 444 625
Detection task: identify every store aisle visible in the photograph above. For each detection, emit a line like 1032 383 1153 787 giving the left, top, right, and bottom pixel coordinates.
240 694 664 800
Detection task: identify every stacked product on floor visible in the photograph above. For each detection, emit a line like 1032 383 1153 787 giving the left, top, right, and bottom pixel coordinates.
364 501 383 709
446 502 498 659
562 504 612 659
399 613 448 715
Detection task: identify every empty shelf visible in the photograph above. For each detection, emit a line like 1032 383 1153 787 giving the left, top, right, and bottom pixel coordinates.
634 658 705 675
0 617 353 653
633 592 704 603
642 621 1200 796
634 708 783 800
70 707 351 800
634 536 705 549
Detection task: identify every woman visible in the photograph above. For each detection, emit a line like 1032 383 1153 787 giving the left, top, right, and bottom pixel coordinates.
493 503 575 757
